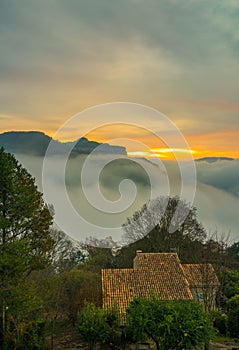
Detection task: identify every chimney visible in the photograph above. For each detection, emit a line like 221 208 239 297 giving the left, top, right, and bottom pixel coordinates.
133 250 142 268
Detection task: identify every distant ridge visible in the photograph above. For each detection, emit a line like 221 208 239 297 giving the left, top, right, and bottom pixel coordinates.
0 131 127 156
196 156 234 163
0 131 54 156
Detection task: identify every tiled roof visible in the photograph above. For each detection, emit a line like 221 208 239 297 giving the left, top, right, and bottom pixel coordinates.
102 253 193 315
134 252 181 269
182 264 220 287
102 269 135 315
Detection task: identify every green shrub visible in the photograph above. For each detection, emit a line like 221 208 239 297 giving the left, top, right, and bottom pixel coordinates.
210 310 227 336
78 303 111 350
227 295 239 339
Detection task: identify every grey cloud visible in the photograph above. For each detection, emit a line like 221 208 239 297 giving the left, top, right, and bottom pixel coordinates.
194 181 239 242
197 160 239 198
1 0 238 74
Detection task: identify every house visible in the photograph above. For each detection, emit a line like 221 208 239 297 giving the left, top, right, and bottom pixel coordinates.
102 251 219 315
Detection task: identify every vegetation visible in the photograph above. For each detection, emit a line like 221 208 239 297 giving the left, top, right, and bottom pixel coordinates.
223 270 239 299
123 196 206 248
1 148 239 348
227 294 239 338
126 297 213 350
210 310 227 336
78 303 111 350
0 148 54 349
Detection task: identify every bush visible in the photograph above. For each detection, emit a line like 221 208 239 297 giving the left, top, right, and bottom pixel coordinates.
105 308 121 346
227 295 239 339
79 303 123 350
4 319 45 350
21 320 45 350
79 303 111 350
210 310 227 336
126 298 214 350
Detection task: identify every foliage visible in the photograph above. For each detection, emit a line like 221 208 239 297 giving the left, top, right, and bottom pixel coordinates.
123 196 206 244
37 274 63 320
226 241 239 269
227 294 239 338
0 148 54 271
34 267 102 328
2 148 239 346
78 303 111 350
126 297 213 350
83 246 114 273
60 269 101 325
0 148 54 347
19 319 45 350
78 304 122 350
50 228 88 271
210 310 227 336
4 320 45 350
223 270 239 299
119 196 207 267
105 306 122 346
2 280 44 349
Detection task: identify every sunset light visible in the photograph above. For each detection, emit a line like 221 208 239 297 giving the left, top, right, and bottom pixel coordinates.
1 2 239 347
128 148 197 160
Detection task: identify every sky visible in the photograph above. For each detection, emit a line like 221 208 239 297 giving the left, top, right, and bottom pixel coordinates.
1 0 239 158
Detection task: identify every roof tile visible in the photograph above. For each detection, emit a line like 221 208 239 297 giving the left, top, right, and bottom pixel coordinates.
102 253 196 314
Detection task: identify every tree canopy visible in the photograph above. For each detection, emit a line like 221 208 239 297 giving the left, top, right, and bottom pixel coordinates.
117 196 207 267
0 148 54 347
126 297 213 350
78 303 111 350
227 294 239 338
123 196 206 245
0 148 53 270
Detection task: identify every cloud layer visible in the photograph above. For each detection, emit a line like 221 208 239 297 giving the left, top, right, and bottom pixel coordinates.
15 153 239 243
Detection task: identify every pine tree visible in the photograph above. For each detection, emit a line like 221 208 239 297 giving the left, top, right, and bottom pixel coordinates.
0 148 54 347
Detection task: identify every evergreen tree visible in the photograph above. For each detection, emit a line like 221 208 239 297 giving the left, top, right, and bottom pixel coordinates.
0 148 54 347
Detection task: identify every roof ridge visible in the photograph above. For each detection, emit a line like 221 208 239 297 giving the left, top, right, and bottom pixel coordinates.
137 252 178 255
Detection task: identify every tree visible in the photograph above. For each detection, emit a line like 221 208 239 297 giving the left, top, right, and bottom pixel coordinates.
227 294 239 338
0 148 54 347
3 279 44 349
223 270 239 299
82 246 114 273
123 196 206 245
119 196 206 267
227 241 239 270
0 148 53 273
126 297 213 350
78 303 111 350
50 228 88 271
60 269 102 326
34 273 65 350
210 310 227 336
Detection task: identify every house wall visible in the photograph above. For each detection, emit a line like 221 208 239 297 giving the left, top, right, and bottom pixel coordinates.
133 256 140 268
190 286 218 311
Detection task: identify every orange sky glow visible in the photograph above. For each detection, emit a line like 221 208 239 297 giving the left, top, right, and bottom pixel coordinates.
1 119 238 160
1 1 239 161
81 125 239 160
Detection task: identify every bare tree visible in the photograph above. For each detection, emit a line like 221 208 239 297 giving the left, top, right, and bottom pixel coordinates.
122 196 206 253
